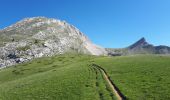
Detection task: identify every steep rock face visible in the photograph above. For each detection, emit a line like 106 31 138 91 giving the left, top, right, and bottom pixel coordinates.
127 37 155 54
0 17 107 68
128 37 149 49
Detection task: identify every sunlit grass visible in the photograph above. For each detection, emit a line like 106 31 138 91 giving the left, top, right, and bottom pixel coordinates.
94 55 170 99
0 54 116 100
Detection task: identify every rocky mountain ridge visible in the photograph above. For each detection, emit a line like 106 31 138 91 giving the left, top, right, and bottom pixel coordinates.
128 37 170 54
0 17 107 68
106 37 170 55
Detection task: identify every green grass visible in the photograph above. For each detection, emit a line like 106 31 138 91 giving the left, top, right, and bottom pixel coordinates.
94 55 170 100
1 54 169 100
0 54 116 100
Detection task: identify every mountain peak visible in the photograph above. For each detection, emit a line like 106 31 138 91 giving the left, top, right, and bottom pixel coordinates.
3 17 65 32
139 37 146 42
20 17 61 23
0 17 107 68
128 37 148 49
22 16 48 21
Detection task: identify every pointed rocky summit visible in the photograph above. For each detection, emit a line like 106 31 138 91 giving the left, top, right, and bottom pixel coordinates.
128 37 149 49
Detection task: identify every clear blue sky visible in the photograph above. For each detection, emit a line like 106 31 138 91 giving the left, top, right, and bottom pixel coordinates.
0 0 170 48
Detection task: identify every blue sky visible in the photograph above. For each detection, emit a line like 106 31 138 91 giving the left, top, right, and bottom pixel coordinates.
0 0 170 48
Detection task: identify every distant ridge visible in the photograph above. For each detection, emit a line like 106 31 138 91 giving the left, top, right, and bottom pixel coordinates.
106 37 170 55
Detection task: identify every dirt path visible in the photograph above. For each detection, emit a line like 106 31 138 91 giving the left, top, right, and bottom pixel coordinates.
92 64 126 100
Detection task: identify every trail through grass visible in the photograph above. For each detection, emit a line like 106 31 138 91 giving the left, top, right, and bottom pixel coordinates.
94 55 170 100
0 54 117 100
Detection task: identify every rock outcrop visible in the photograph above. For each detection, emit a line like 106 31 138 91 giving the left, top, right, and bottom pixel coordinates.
0 17 107 68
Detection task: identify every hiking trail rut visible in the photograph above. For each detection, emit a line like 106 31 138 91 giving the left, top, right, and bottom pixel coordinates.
92 64 126 100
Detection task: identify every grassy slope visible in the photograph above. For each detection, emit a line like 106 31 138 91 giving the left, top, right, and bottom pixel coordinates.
94 55 170 100
0 54 116 100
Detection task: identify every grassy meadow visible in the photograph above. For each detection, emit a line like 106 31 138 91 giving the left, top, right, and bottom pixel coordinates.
0 54 170 100
94 55 170 100
0 54 116 100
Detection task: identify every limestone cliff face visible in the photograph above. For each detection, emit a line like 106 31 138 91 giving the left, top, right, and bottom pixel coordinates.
0 17 107 68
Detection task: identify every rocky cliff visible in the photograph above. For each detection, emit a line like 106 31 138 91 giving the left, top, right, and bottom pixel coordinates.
0 17 107 68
